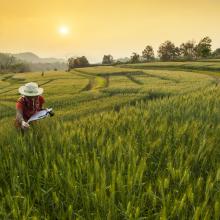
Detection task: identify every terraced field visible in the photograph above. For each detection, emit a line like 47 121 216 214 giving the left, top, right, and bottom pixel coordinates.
0 66 216 121
121 61 220 72
0 63 220 219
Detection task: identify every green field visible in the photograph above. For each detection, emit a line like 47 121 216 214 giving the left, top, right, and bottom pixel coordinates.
120 61 220 72
0 62 220 219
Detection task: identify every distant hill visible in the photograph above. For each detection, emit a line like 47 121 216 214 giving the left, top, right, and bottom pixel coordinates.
13 52 66 64
115 57 130 63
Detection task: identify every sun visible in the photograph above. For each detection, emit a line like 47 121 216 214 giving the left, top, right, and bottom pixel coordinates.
58 26 70 36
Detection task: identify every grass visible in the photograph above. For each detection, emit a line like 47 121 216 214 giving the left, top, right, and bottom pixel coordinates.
0 63 220 219
120 61 220 73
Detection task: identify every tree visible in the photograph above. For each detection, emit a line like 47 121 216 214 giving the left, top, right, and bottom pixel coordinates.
67 57 75 70
0 53 30 73
102 55 114 65
0 53 15 71
11 63 30 73
68 56 89 70
180 40 196 60
195 36 212 58
130 52 140 63
212 48 220 58
142 45 154 61
158 41 179 61
79 56 89 67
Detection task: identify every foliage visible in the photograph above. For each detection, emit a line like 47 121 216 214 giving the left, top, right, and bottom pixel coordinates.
130 52 140 63
212 48 220 58
0 53 30 73
158 41 180 61
68 56 90 70
180 40 196 60
138 37 215 62
142 45 155 61
102 54 114 65
195 36 212 58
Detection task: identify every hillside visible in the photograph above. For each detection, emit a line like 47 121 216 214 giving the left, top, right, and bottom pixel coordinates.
13 52 66 64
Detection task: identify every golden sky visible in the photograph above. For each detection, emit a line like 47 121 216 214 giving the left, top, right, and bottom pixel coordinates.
0 0 220 62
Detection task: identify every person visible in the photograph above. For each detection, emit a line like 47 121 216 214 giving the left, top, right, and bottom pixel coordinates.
15 82 45 130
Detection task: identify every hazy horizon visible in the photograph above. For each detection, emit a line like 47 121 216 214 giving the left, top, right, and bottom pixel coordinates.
1 0 220 63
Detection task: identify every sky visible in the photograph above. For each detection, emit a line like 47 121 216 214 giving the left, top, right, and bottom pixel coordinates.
0 0 220 63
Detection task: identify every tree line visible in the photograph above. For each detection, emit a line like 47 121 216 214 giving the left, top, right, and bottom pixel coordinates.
125 36 220 63
0 53 30 73
0 53 68 73
68 36 220 69
120 36 220 63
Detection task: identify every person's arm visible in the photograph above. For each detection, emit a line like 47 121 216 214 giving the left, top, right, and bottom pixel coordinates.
16 109 29 128
16 109 24 123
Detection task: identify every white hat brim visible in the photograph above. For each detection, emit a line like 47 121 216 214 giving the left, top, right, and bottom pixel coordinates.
18 86 44 96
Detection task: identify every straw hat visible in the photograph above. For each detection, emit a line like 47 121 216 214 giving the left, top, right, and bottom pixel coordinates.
18 82 43 96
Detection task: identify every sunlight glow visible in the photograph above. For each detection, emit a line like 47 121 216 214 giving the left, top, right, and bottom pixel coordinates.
59 26 69 35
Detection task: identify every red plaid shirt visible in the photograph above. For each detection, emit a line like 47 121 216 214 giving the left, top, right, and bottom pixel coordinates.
16 96 45 121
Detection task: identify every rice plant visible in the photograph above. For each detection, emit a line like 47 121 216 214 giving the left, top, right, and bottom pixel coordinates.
0 64 220 219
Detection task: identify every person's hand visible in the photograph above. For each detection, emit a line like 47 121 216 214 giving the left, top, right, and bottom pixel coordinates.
21 121 30 129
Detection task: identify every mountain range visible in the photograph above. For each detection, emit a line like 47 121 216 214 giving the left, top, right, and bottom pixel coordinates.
12 52 66 63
